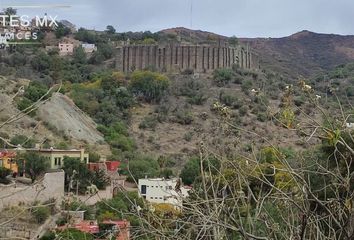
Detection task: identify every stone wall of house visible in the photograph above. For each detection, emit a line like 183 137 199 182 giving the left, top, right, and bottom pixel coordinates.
0 170 65 210
115 44 259 73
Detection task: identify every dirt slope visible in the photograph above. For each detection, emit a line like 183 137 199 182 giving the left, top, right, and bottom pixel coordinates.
37 92 105 144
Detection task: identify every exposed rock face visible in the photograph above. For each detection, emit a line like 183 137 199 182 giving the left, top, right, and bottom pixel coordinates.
37 93 104 144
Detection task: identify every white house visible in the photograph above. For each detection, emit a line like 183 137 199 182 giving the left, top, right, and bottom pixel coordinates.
138 178 190 208
82 43 97 53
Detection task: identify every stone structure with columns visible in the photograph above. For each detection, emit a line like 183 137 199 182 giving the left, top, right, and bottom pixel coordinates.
115 43 258 73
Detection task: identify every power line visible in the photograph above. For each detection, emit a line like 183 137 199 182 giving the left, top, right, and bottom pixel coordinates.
190 0 193 29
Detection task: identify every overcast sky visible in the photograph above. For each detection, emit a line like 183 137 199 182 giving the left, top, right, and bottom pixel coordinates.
1 0 353 37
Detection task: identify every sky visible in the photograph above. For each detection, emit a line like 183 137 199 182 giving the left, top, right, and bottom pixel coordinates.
0 0 353 38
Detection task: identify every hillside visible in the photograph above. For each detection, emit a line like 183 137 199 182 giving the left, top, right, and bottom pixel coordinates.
0 77 110 155
240 30 354 78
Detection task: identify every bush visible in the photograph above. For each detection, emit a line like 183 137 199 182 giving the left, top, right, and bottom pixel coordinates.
0 167 12 184
121 156 159 182
139 115 158 130
219 91 241 109
180 157 200 185
24 81 49 102
174 109 193 125
32 206 50 223
257 112 268 122
10 135 35 148
129 71 170 102
241 79 253 93
239 105 248 116
184 132 193 142
213 68 234 86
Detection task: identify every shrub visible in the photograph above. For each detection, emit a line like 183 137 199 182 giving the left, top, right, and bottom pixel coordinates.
257 112 268 122
219 91 241 109
32 206 50 223
174 110 193 125
139 115 158 130
121 156 159 182
24 81 49 102
10 135 35 148
129 71 170 102
187 93 208 105
239 105 248 116
241 79 253 93
0 167 12 184
213 68 234 86
184 132 193 142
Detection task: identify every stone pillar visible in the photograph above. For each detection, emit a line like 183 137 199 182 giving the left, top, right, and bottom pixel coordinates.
115 47 123 72
183 46 189 70
190 46 196 70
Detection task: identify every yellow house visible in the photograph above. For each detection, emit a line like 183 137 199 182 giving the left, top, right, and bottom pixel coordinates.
31 148 89 169
0 151 18 172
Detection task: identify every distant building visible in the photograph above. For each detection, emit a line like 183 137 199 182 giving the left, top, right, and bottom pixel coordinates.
14 147 89 170
35 148 89 169
138 178 190 208
57 219 130 240
88 161 120 172
0 151 18 173
59 42 74 56
82 43 97 53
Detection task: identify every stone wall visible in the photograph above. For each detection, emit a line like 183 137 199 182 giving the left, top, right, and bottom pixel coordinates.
115 44 259 73
0 170 65 210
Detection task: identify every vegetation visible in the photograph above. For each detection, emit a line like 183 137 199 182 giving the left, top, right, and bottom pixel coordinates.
32 205 50 223
62 157 110 194
17 152 50 182
129 71 170 102
213 68 234 86
0 167 12 184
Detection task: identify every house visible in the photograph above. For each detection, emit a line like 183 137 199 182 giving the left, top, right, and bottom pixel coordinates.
87 161 121 172
73 220 99 234
82 43 97 53
59 42 74 56
13 147 89 170
0 151 18 173
138 178 190 208
57 219 130 240
33 148 89 169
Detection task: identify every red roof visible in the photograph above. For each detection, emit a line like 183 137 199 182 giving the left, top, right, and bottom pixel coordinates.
74 221 99 234
0 151 16 158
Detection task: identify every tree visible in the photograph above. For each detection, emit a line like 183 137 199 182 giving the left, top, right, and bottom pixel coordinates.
229 35 239 46
106 25 116 34
55 22 71 38
180 157 200 185
129 71 170 102
73 47 87 64
62 157 92 193
120 155 159 182
10 135 35 148
18 152 50 182
3 7 16 16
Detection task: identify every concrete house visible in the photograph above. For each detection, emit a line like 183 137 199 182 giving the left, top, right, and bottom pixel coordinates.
34 148 89 169
13 147 89 170
138 178 190 208
59 42 74 56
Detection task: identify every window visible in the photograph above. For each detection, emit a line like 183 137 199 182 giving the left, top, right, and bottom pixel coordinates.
141 185 147 194
54 157 62 166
